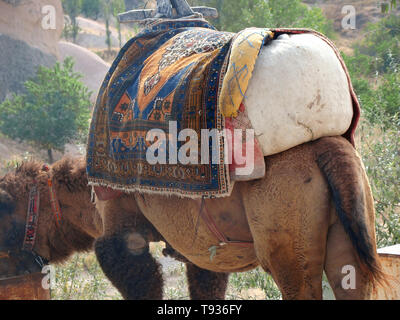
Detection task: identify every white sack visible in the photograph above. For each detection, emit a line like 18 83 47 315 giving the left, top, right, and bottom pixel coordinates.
244 33 353 156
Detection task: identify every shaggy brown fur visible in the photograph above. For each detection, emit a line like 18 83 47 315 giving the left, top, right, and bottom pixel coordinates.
95 232 164 300
0 158 102 279
0 158 230 300
97 136 385 300
186 264 229 300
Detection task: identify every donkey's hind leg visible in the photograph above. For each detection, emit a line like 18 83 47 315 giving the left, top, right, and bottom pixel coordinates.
243 181 330 299
186 263 229 300
252 228 328 300
163 244 230 300
241 145 331 299
324 220 374 300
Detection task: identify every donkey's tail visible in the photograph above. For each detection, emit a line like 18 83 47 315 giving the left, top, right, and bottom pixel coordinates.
314 136 387 287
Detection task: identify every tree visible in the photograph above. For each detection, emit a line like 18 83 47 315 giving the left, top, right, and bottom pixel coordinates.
124 0 146 11
112 0 126 48
101 0 126 51
82 0 102 19
343 14 400 125
188 0 333 36
0 58 92 163
62 0 82 43
381 0 397 13
101 0 113 51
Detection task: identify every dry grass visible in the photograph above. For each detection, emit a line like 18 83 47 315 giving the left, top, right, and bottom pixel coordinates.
50 246 337 300
51 252 122 300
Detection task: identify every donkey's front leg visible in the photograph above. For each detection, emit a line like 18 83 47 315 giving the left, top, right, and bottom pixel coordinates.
95 231 163 300
95 196 164 300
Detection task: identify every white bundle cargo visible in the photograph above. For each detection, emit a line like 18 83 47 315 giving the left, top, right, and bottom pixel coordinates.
244 33 354 156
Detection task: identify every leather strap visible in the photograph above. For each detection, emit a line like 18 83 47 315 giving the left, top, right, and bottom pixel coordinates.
47 178 62 226
21 164 61 267
199 198 253 247
22 183 40 252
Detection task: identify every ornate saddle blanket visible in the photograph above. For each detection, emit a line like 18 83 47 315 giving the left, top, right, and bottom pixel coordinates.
87 19 269 198
87 20 360 199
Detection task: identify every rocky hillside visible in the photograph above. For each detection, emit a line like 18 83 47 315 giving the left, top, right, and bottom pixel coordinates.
306 0 399 52
0 0 64 101
0 0 397 170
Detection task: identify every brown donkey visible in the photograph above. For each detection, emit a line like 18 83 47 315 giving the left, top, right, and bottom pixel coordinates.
0 158 228 299
95 136 387 300
0 136 387 299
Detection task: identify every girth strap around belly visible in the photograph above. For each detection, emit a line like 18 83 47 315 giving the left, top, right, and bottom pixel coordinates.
198 198 254 247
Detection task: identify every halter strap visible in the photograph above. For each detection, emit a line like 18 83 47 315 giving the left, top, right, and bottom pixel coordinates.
47 178 62 226
42 163 62 226
21 164 62 266
22 183 40 252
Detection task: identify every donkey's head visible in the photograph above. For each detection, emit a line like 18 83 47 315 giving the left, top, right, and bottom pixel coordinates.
0 162 46 279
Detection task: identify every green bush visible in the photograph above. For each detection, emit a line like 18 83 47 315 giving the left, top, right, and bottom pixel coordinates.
343 14 400 247
229 267 282 300
62 0 82 43
343 14 400 127
345 68 400 126
359 118 400 247
82 0 102 19
0 57 91 163
354 14 400 75
189 0 334 36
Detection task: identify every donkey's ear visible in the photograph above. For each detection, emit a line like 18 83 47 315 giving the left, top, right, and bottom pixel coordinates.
0 189 15 215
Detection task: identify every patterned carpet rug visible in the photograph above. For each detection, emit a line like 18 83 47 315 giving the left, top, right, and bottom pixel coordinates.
87 19 241 198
